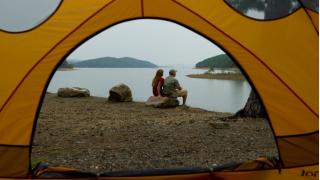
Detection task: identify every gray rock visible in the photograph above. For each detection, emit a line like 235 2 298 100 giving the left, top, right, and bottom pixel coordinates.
108 83 133 102
57 87 90 97
209 121 230 129
146 96 179 108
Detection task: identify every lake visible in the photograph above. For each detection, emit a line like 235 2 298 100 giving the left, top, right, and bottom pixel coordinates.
47 68 251 113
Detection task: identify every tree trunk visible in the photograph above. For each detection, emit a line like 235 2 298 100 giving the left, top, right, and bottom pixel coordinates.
234 90 267 118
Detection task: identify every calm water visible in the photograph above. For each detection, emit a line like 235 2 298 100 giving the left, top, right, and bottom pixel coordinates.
47 68 251 113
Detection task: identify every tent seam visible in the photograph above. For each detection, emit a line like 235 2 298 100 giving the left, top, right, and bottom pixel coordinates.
171 0 318 118
0 0 118 114
141 0 144 17
0 0 119 177
0 144 28 147
277 130 318 138
0 0 63 34
26 0 118 177
297 0 319 33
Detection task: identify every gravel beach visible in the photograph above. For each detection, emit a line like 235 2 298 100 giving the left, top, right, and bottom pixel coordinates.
32 93 278 173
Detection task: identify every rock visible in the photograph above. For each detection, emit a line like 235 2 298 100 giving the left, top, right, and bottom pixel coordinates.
146 96 179 108
209 121 230 129
57 87 90 97
108 83 133 102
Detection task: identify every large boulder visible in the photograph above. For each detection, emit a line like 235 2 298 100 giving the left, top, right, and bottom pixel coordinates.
57 87 90 97
146 96 179 108
108 83 133 102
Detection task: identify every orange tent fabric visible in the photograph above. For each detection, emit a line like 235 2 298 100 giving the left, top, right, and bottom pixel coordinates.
0 0 318 179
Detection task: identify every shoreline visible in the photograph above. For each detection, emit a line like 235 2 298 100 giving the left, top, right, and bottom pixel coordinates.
57 68 75 71
186 73 245 81
32 94 277 173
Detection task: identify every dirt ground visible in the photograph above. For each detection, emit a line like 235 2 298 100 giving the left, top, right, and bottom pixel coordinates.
32 93 278 173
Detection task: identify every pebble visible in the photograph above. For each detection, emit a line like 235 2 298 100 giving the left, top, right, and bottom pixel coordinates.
32 94 278 173
209 121 230 129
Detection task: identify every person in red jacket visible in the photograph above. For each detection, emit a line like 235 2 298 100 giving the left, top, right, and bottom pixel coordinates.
152 69 164 97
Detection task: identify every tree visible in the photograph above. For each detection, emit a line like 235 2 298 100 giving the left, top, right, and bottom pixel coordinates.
234 90 267 118
208 66 215 73
225 0 296 118
59 60 73 69
204 66 215 75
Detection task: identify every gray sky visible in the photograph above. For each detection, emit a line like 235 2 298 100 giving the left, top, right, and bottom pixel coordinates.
0 0 61 32
68 20 224 67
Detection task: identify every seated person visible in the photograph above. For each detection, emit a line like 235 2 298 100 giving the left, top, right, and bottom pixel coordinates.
152 69 164 97
163 69 188 105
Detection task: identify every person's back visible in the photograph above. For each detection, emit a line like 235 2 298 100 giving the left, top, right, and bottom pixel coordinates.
163 69 188 105
163 76 181 97
152 69 164 97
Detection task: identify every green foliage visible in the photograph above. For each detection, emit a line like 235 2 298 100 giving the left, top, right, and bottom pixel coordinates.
196 54 235 68
59 60 73 69
31 157 48 168
72 57 158 68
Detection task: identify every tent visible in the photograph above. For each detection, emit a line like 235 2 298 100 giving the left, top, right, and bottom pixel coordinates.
0 0 318 179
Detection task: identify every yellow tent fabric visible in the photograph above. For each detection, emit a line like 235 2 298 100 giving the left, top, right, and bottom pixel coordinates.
0 0 318 179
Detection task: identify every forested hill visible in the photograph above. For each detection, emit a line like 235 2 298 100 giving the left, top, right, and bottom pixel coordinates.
196 54 235 68
59 60 73 69
71 57 158 68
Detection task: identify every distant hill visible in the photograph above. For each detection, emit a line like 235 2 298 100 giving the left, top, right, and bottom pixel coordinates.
66 59 81 64
59 60 73 69
71 57 158 68
196 54 235 68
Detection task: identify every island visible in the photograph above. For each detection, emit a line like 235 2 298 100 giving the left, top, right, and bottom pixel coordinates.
195 54 236 69
187 54 245 80
58 60 74 71
71 57 158 68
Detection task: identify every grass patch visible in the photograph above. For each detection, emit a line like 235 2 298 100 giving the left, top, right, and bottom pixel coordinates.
31 156 49 168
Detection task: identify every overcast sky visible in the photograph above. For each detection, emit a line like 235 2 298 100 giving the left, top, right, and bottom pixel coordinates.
0 0 61 31
68 20 224 67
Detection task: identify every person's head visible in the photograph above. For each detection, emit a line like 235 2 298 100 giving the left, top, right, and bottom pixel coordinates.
169 69 177 77
155 69 163 77
152 69 164 87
